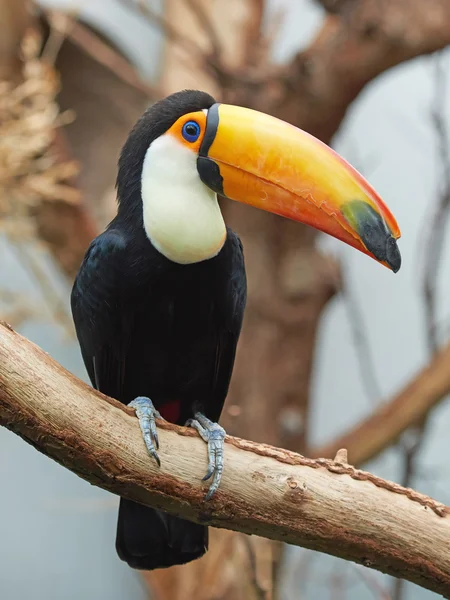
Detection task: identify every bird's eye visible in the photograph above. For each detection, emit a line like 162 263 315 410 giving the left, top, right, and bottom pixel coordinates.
182 120 201 143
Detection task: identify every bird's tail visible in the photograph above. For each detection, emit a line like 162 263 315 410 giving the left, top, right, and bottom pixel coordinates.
116 498 208 570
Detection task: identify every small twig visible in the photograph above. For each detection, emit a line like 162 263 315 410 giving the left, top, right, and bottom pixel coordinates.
333 448 348 464
341 265 383 403
41 11 69 65
242 536 270 600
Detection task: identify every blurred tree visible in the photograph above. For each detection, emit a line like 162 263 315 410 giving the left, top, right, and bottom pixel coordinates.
3 0 450 598
0 0 97 282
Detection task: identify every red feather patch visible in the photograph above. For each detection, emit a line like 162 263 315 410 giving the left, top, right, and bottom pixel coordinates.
159 400 181 423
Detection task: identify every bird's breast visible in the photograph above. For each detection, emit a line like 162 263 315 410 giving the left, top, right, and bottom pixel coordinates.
127 264 223 391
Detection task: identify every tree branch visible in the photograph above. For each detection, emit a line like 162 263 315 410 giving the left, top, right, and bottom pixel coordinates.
281 0 450 144
0 320 449 596
311 340 450 466
43 10 162 100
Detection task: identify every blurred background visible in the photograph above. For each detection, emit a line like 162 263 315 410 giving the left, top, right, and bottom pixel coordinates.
1 0 450 598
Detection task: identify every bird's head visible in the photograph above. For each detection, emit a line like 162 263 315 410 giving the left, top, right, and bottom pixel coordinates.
117 90 401 271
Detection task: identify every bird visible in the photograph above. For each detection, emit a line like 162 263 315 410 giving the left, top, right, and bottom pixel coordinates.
71 89 401 571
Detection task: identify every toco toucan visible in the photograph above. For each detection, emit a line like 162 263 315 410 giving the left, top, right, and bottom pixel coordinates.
71 90 401 571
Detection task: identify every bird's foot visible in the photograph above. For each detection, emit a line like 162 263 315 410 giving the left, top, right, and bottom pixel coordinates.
129 396 163 467
186 412 225 500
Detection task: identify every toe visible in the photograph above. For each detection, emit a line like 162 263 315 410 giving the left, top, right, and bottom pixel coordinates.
129 396 161 466
187 414 226 499
202 462 215 482
150 419 159 450
150 449 161 468
205 469 222 501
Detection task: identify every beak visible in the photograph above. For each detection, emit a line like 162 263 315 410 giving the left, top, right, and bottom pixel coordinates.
198 104 401 272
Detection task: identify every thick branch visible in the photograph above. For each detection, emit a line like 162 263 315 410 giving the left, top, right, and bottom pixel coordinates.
0 321 449 596
312 340 450 466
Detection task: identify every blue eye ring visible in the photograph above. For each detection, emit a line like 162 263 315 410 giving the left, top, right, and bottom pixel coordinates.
182 120 201 143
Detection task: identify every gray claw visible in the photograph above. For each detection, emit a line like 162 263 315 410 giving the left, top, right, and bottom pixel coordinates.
129 396 162 467
187 412 225 500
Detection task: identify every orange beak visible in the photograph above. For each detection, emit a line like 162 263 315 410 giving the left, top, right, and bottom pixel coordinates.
198 103 401 272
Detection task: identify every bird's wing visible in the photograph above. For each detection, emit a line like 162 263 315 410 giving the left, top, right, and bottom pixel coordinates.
210 231 247 420
71 228 130 401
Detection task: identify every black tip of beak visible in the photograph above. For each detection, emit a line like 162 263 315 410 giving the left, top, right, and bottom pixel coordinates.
342 201 401 273
385 237 401 273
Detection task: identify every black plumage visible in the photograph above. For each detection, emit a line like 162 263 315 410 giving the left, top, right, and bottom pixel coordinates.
71 91 247 570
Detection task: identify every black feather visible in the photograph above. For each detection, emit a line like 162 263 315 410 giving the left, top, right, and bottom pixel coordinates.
71 90 246 571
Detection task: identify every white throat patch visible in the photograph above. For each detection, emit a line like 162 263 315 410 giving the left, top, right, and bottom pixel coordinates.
141 134 226 264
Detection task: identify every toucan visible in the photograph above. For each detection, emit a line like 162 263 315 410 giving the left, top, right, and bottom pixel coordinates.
71 90 401 571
